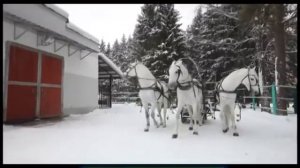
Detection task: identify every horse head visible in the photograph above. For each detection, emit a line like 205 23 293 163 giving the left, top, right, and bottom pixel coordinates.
241 67 260 95
125 61 139 78
168 59 191 90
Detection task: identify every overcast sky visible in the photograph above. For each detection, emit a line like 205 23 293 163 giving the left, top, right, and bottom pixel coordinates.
56 4 201 45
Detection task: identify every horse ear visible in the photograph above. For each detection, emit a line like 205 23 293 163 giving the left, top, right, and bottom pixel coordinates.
250 62 256 68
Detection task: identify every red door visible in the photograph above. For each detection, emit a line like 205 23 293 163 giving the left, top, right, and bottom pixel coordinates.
6 45 38 123
40 54 63 118
5 44 63 123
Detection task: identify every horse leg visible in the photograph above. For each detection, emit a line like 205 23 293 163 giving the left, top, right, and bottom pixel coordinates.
221 105 230 133
187 105 193 131
172 103 183 139
230 109 239 136
192 103 199 135
144 105 150 132
150 103 159 128
198 101 204 126
157 102 164 127
162 97 168 128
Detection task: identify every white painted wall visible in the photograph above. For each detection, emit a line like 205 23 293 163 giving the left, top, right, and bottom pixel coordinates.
3 15 98 116
3 4 99 51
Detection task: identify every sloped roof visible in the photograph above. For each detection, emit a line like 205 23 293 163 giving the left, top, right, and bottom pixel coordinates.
98 53 124 79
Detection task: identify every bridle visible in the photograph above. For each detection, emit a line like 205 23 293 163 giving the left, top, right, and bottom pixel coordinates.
215 67 260 122
126 63 157 89
217 67 261 95
126 62 170 101
172 60 202 97
174 64 193 90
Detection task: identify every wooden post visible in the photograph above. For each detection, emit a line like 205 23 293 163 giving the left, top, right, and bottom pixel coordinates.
252 96 256 111
109 75 112 108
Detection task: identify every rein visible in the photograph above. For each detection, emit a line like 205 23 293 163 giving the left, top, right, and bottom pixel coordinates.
127 63 171 103
214 67 260 121
216 68 260 94
175 65 197 97
173 58 203 98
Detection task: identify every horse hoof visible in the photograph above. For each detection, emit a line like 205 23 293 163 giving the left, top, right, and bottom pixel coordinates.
172 134 178 139
144 128 149 132
163 125 166 128
193 131 198 135
233 132 239 136
189 127 193 131
223 128 229 133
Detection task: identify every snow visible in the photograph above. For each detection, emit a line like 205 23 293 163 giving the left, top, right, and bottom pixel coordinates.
3 104 297 164
44 4 69 18
98 53 124 78
66 22 99 44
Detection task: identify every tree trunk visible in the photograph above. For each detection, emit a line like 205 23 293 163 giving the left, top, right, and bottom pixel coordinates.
256 23 271 113
272 4 287 115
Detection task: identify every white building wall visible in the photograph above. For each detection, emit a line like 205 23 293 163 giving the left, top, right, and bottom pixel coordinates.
3 17 98 116
3 4 99 51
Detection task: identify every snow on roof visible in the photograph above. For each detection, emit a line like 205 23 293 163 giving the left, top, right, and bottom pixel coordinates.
66 22 99 44
45 4 99 45
98 52 124 78
44 4 69 19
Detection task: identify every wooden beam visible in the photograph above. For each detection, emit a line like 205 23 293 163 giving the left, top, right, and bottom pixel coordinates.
14 22 28 40
68 44 80 57
54 39 67 52
80 50 92 60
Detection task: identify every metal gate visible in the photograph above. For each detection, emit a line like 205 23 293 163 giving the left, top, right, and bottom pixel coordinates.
98 77 112 108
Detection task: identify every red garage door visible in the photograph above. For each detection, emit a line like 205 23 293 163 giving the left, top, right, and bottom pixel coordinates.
6 45 38 123
5 44 63 123
40 54 62 118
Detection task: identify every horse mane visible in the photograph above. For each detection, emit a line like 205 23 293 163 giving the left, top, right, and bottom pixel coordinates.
180 58 201 81
136 62 156 80
225 68 247 79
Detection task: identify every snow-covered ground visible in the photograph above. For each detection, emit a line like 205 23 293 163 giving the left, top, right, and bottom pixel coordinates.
3 103 297 164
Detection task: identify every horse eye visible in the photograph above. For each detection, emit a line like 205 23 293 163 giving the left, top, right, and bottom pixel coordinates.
250 78 254 81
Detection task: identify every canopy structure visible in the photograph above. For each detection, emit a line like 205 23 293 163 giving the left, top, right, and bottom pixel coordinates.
98 53 124 79
98 53 124 108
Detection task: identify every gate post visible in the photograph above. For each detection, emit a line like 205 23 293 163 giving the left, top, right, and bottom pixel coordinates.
252 96 256 111
271 83 277 114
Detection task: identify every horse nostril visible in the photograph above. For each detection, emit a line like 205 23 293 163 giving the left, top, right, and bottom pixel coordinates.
168 83 176 90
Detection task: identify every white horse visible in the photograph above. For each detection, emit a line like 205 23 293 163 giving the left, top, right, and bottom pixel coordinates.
168 59 204 138
125 61 169 132
215 67 260 136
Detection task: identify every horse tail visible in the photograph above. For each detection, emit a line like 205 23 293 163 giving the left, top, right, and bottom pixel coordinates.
214 82 220 104
214 90 220 104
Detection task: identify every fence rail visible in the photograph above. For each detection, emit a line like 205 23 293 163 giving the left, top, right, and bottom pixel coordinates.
242 84 296 115
111 91 139 103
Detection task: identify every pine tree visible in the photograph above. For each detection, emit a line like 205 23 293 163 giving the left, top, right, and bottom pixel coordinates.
187 4 256 82
99 39 106 54
133 4 187 80
118 34 128 72
111 39 120 65
105 43 112 59
240 4 292 115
